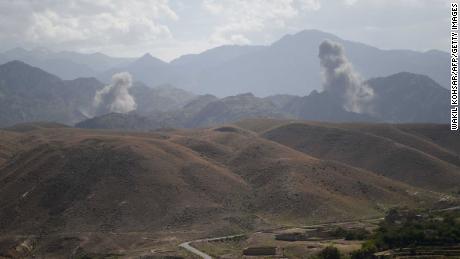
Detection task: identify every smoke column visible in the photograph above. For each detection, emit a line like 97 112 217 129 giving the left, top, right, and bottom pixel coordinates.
94 72 137 114
318 40 374 113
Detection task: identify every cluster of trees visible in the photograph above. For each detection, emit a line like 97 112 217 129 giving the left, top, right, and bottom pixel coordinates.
330 227 371 241
313 208 460 259
350 208 460 259
370 208 460 249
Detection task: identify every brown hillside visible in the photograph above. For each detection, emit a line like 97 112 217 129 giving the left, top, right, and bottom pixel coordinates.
0 123 442 237
1 121 458 257
260 121 460 192
0 130 21 166
335 123 460 167
0 128 250 236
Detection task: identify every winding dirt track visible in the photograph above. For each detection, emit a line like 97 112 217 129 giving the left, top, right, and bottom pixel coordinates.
179 234 246 258
179 241 212 259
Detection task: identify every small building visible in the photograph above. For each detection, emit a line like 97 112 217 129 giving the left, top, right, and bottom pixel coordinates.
243 246 277 256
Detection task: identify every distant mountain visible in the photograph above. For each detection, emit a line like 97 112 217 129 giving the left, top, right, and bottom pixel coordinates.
76 93 287 130
100 46 266 87
0 61 196 127
0 48 96 79
0 59 449 128
181 94 220 115
184 93 288 127
169 45 265 87
78 71 450 130
100 29 448 96
131 82 196 114
51 50 135 72
2 30 448 95
0 61 102 127
282 90 376 123
0 47 134 79
171 45 264 69
265 94 301 110
185 30 448 96
99 53 172 85
282 72 449 124
369 72 449 123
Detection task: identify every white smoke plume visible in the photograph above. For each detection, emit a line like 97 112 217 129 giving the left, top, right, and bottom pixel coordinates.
93 72 137 114
318 40 374 113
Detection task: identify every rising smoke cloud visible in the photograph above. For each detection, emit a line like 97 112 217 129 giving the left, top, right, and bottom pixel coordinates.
94 72 137 115
318 40 374 114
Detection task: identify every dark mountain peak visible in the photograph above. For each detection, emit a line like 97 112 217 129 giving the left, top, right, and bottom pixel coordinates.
181 94 219 114
219 93 261 104
0 60 56 78
388 71 431 80
141 52 154 59
134 53 167 67
1 59 29 67
369 72 442 89
90 52 110 58
309 89 321 96
0 60 62 88
140 53 161 62
196 94 218 100
234 92 255 98
366 72 448 123
1 60 52 73
219 92 276 108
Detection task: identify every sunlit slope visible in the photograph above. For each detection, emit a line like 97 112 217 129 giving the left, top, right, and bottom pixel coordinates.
0 123 442 235
260 121 460 192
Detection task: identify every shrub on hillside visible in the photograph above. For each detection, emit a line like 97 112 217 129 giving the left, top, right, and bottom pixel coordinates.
330 227 371 240
316 246 341 259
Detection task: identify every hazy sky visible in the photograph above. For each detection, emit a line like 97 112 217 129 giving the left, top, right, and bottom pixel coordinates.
0 0 450 61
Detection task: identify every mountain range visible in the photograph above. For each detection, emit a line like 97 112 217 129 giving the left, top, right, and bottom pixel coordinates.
77 72 450 130
0 61 197 127
0 30 449 96
0 60 450 129
0 47 134 79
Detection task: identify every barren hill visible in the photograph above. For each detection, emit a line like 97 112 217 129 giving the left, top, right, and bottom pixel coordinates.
0 121 458 257
249 120 460 192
